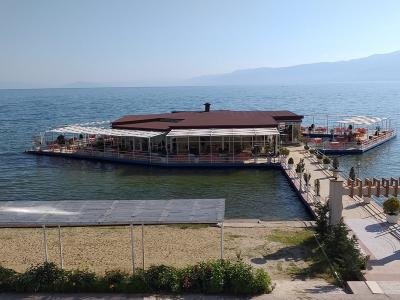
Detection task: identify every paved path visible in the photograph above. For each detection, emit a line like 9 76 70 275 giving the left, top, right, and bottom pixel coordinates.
1 293 399 300
284 146 400 289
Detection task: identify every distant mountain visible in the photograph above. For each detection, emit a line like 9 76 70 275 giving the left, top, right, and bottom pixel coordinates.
187 50 400 85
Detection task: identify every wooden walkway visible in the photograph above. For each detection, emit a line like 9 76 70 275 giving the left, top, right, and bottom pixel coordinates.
283 146 400 285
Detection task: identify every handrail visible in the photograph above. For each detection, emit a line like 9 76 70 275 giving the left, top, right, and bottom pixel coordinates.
39 146 280 165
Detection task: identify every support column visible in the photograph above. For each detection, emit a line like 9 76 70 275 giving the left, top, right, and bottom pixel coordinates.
58 226 64 268
141 223 145 269
165 136 169 163
329 179 344 225
220 222 224 259
148 138 151 163
232 136 235 162
130 224 135 273
187 136 190 162
42 225 48 263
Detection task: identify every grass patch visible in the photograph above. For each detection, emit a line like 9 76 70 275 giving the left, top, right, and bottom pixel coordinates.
268 229 314 247
224 233 244 241
266 229 336 283
167 224 209 230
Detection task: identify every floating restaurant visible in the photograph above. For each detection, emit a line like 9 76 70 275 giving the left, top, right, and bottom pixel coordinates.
28 104 302 167
28 104 396 166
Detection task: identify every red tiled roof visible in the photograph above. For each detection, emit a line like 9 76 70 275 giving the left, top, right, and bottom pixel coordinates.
112 110 303 131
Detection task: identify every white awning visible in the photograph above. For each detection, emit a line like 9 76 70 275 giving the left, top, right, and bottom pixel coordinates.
167 128 280 137
336 116 386 126
49 125 164 138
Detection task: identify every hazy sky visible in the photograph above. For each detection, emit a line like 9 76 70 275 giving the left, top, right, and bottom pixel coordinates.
1 0 400 87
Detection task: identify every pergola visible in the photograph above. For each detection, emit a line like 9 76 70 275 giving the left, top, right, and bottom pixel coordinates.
166 128 280 157
336 116 388 127
0 199 225 272
49 125 163 138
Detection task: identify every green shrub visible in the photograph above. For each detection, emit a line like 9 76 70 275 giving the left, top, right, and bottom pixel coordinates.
125 270 148 293
16 262 67 293
383 197 400 215
63 269 98 292
316 154 323 160
323 157 331 164
0 265 18 292
309 149 315 155
0 260 272 295
304 145 310 150
288 157 294 165
102 269 129 292
315 203 368 281
197 260 225 294
145 265 179 293
280 148 290 156
223 260 254 294
323 222 368 281
252 268 272 294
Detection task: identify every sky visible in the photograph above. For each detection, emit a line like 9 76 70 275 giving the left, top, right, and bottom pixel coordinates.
1 0 400 88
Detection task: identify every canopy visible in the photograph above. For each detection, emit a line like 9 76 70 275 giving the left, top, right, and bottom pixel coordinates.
167 128 280 137
0 199 225 227
336 116 386 126
49 125 164 138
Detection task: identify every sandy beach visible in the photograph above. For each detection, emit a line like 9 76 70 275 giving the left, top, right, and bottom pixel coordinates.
0 222 311 279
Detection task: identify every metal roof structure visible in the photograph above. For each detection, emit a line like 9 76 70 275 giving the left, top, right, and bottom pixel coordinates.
0 199 225 227
336 116 386 126
167 128 280 137
49 125 163 138
112 110 303 131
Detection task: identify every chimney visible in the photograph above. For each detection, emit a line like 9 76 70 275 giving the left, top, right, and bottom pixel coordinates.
204 102 211 112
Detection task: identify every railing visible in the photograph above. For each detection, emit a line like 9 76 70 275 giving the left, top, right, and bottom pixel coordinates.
39 146 280 165
359 130 396 150
284 160 324 206
309 130 396 152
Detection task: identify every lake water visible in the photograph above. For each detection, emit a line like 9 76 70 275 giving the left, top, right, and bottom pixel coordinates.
0 83 399 220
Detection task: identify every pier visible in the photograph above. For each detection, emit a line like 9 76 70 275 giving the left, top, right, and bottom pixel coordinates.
283 146 400 292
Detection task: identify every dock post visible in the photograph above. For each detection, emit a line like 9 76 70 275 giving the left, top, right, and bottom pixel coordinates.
42 225 48 263
329 179 344 225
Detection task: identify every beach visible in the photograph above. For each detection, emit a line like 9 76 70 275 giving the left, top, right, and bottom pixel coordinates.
0 222 313 279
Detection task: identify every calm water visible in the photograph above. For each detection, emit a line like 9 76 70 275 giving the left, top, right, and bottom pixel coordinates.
1 83 399 220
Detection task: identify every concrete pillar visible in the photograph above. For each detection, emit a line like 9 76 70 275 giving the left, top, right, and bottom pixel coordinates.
329 179 344 225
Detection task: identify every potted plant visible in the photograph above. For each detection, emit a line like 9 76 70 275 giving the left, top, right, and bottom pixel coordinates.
383 197 400 224
323 157 331 169
280 147 290 163
280 147 290 156
316 153 323 164
303 172 311 192
304 144 310 156
295 159 305 179
314 179 320 197
332 157 340 179
287 157 294 170
309 149 315 156
349 167 356 181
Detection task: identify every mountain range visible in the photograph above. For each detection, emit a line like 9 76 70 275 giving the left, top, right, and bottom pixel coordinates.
186 50 400 85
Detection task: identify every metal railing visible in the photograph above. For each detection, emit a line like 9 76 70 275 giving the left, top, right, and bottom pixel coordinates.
38 145 280 165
